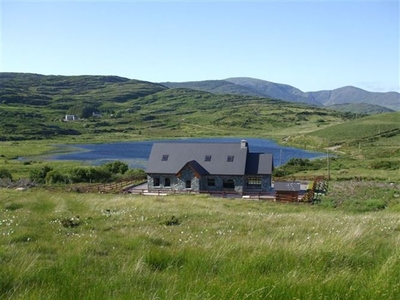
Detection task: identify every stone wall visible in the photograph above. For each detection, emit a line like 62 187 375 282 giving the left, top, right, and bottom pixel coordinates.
148 173 272 193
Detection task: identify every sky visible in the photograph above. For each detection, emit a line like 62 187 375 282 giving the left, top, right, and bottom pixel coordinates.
1 0 399 93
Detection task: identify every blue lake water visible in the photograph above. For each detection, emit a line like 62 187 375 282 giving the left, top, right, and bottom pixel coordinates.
45 138 325 169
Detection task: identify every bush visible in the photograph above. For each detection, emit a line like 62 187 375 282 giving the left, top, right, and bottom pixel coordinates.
103 161 128 174
29 166 52 184
69 166 112 183
45 170 69 184
69 167 91 183
87 167 112 183
0 168 12 180
125 168 147 180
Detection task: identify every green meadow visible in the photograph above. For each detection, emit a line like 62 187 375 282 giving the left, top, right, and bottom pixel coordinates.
1 74 400 299
1 186 400 299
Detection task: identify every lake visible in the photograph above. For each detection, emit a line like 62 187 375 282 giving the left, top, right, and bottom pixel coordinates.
44 138 325 169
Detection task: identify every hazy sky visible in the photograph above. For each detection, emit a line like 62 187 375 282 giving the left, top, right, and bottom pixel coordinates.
1 0 399 92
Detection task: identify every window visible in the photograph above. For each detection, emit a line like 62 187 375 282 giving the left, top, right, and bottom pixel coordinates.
247 177 262 187
164 178 171 187
162 155 169 161
227 155 234 162
185 180 192 189
153 177 160 186
205 155 212 162
207 178 215 187
223 179 235 189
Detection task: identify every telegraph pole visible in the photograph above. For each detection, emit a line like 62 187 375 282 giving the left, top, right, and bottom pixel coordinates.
326 148 330 180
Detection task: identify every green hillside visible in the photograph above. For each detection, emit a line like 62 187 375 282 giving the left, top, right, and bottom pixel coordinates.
0 73 358 141
308 111 400 146
326 103 394 115
1 73 399 181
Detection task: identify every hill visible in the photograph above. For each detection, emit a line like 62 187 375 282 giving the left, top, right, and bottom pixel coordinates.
0 72 167 106
160 80 265 97
163 77 400 111
326 103 395 115
0 73 358 141
308 111 400 146
306 86 400 111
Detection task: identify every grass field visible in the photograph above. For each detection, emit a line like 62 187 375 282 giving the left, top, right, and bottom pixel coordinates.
1 186 400 299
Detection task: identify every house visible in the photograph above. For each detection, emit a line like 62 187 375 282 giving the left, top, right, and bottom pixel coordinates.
64 114 78 121
274 182 301 202
145 140 274 194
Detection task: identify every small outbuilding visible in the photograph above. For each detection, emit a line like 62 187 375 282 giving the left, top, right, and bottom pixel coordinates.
274 181 301 202
64 114 78 121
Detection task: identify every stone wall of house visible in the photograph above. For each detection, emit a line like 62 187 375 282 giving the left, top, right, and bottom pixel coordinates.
174 167 200 191
148 173 272 193
200 175 244 193
147 167 200 192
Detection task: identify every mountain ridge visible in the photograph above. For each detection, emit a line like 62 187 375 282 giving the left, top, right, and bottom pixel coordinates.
162 77 400 111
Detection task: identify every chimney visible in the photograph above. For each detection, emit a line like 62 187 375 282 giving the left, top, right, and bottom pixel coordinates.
240 139 248 149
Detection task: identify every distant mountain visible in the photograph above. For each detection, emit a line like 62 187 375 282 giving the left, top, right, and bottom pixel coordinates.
162 77 400 111
305 86 400 111
225 77 321 106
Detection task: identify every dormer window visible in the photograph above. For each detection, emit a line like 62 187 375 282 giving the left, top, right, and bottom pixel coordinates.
227 155 234 162
162 155 169 161
205 155 212 162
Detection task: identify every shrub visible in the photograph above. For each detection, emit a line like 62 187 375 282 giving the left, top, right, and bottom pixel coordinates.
68 166 113 183
125 168 147 180
29 165 53 184
87 167 112 183
0 168 12 180
69 167 91 183
45 170 69 184
103 161 128 174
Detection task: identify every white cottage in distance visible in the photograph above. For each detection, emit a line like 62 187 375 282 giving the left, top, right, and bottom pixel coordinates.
64 114 78 121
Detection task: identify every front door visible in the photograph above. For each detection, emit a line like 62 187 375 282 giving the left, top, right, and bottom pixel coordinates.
185 180 192 189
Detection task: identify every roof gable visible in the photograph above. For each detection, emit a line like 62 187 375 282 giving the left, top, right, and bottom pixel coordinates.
176 160 209 178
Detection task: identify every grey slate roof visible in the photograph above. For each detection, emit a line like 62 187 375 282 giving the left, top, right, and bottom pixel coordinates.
274 182 301 192
146 141 273 176
245 153 274 175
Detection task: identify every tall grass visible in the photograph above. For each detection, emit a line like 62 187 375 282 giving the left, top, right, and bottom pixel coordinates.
1 189 400 299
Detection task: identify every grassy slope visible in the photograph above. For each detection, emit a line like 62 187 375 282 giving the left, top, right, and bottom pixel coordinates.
0 73 399 181
1 188 400 299
0 77 356 141
326 103 395 115
283 112 400 181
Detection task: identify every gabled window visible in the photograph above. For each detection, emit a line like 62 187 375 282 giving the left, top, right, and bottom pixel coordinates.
205 155 212 162
227 155 234 162
162 155 169 161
